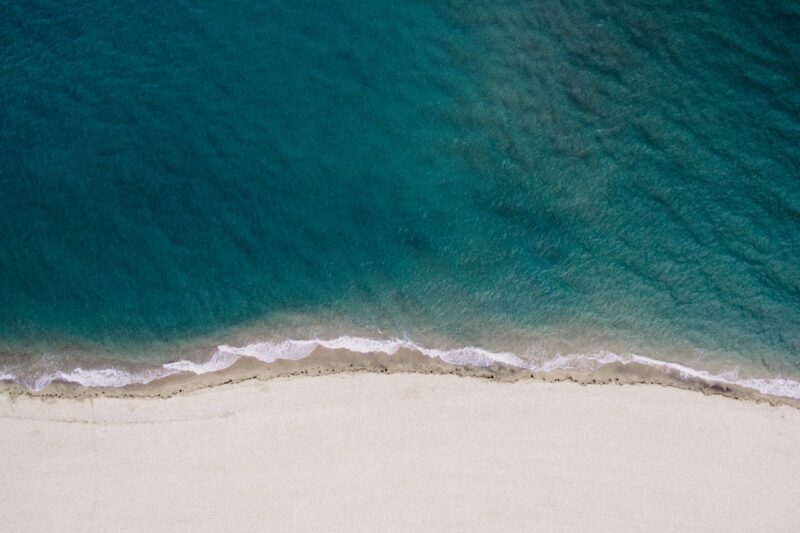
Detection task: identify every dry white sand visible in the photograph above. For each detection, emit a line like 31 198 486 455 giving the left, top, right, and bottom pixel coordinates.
1 373 799 532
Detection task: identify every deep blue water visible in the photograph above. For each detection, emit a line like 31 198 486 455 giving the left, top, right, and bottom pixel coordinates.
1 1 799 388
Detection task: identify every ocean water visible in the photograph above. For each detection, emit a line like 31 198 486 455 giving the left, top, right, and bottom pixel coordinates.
1 1 799 395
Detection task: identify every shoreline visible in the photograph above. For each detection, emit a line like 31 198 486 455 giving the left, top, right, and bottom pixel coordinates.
2 372 800 531
3 345 800 408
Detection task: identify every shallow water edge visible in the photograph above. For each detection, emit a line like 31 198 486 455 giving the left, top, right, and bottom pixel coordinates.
2 339 799 408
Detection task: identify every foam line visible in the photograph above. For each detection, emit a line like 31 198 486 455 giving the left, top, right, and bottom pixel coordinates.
1 335 799 399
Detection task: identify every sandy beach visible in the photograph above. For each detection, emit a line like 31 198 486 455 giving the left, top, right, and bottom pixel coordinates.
2 373 799 532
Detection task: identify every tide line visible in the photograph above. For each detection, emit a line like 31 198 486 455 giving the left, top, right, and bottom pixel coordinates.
0 335 799 399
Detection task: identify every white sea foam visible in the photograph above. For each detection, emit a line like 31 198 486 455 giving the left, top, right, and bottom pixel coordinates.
164 349 241 374
4 367 183 391
626 354 800 399
54 367 180 389
2 335 800 399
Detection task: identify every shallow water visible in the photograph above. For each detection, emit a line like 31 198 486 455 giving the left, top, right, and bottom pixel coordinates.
1 1 799 392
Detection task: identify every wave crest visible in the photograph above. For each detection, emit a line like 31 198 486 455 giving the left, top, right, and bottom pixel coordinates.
1 335 799 399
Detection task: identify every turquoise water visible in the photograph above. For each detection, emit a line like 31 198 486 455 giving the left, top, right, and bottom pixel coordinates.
1 1 799 392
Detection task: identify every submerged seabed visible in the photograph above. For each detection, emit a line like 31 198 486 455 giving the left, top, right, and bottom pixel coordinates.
2 335 799 400
2 1 799 396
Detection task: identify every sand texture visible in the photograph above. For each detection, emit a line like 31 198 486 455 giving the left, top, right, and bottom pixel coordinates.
2 373 799 532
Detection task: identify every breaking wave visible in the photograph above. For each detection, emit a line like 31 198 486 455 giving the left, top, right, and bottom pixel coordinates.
1 335 799 399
